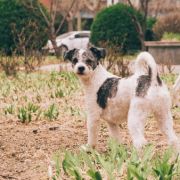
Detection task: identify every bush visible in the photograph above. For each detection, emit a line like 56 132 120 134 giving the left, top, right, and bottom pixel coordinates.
146 17 156 29
90 3 143 54
153 12 180 40
162 32 180 41
145 17 156 41
0 0 48 55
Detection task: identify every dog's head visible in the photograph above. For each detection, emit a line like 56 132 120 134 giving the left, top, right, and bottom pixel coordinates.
64 47 106 78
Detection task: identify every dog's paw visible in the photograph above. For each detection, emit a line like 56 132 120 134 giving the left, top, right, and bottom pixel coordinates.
134 138 148 150
80 144 94 152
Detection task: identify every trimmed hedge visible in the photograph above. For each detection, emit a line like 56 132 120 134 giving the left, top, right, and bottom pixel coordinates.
90 3 143 53
0 0 48 55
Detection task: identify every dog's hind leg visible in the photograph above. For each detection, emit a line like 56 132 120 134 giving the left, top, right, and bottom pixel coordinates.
107 122 122 144
128 98 148 149
154 107 179 149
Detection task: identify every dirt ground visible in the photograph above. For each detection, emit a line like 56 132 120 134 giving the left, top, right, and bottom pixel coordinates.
0 70 180 180
1 102 180 180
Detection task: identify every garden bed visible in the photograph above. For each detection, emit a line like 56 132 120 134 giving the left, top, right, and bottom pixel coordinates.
145 41 180 65
0 71 180 179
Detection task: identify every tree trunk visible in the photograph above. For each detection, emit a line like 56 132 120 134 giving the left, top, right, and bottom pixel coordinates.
68 20 73 31
50 35 61 57
77 11 81 31
49 25 61 57
139 34 146 50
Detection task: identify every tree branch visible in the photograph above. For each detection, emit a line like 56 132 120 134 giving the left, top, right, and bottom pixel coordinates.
126 0 134 9
84 0 101 12
55 0 76 35
38 2 50 26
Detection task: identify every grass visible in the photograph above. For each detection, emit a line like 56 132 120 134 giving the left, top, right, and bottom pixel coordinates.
3 71 177 124
0 71 81 123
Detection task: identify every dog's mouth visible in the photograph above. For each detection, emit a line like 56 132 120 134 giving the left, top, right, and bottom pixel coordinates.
77 72 85 75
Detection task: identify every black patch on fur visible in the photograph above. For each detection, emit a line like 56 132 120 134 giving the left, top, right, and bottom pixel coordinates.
97 77 120 109
85 59 99 70
157 73 162 86
89 47 106 60
136 66 152 97
64 48 77 61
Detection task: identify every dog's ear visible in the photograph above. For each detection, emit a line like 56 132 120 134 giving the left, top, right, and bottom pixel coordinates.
89 47 106 60
63 48 77 61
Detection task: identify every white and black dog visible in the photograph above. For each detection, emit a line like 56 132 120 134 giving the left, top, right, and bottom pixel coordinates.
64 47 179 150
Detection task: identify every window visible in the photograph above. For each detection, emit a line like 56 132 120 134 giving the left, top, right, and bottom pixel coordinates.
75 33 90 38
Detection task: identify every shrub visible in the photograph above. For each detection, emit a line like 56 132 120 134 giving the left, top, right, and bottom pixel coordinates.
0 0 48 55
146 17 156 29
145 17 156 41
90 3 143 54
162 32 180 41
0 53 20 75
153 12 180 40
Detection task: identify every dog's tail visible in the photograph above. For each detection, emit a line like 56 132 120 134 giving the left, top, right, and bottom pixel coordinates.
135 51 161 84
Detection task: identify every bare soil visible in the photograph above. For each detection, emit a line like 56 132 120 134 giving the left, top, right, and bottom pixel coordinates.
1 104 180 179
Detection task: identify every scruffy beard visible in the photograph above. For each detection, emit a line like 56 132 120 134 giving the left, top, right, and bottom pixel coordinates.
77 70 95 84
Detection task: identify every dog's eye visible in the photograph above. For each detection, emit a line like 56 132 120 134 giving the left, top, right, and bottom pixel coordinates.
72 58 78 64
86 59 92 65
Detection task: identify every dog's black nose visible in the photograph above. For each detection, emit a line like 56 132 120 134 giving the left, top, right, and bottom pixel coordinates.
78 66 85 73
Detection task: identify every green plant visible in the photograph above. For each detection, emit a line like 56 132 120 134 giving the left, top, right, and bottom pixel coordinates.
90 3 143 53
17 102 40 123
62 151 83 180
145 17 156 41
162 32 180 41
0 0 48 55
27 102 39 113
153 149 179 180
146 17 156 29
44 104 59 120
127 145 154 180
50 140 180 179
4 104 14 115
18 107 32 123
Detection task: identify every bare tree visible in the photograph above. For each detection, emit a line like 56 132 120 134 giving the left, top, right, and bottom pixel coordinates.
84 0 101 11
68 0 101 31
38 0 76 57
149 0 180 18
126 0 151 50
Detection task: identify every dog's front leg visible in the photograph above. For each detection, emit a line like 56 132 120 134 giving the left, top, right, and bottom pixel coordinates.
87 114 100 148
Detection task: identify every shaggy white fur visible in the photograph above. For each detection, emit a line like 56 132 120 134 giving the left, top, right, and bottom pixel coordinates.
64 48 179 150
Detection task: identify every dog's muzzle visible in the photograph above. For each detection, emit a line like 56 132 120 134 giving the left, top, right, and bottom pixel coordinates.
77 66 85 75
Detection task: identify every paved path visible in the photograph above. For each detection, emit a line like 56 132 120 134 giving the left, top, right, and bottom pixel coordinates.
36 63 72 72
37 63 180 74
172 65 180 73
